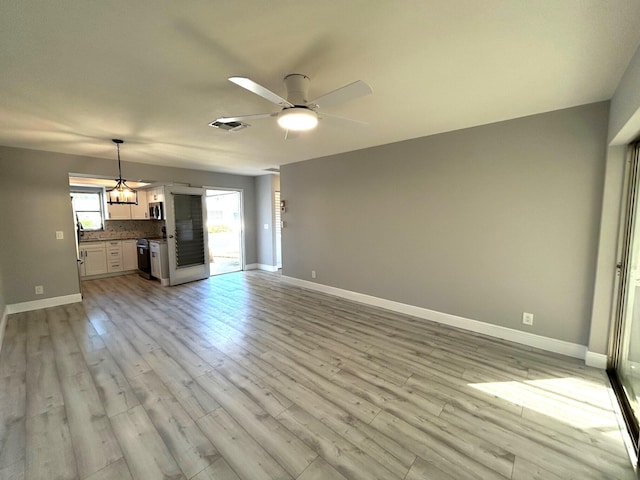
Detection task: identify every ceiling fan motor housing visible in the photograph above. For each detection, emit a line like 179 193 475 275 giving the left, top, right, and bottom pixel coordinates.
283 74 310 105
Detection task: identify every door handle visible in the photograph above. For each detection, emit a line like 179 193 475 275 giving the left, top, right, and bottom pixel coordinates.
168 235 174 239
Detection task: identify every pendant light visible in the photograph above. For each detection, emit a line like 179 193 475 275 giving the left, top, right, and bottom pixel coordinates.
106 139 138 205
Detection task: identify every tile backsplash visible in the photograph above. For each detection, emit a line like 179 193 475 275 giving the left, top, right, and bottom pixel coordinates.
82 220 165 241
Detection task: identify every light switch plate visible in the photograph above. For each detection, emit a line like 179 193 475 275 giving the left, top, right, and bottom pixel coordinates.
56 231 64 240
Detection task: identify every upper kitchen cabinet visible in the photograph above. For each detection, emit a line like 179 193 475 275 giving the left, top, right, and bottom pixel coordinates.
146 187 165 203
106 188 149 220
130 192 149 219
106 203 131 220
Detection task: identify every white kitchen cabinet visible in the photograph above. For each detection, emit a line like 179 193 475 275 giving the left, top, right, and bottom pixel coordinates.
107 191 149 220
147 187 164 203
150 240 169 284
130 192 149 219
79 242 107 277
106 203 131 220
106 240 123 272
80 240 138 278
122 240 138 271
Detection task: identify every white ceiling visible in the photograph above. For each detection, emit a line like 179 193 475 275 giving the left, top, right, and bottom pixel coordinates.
1 1 639 176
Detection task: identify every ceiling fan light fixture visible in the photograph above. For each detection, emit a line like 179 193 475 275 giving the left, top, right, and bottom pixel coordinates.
106 139 138 205
277 107 318 131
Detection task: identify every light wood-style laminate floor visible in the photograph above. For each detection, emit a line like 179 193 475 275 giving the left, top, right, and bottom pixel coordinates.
0 271 636 479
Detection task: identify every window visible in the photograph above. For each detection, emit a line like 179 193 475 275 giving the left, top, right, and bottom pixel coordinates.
71 188 104 231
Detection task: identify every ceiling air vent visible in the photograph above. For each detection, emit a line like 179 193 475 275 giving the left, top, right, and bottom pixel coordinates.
264 167 280 173
208 120 249 131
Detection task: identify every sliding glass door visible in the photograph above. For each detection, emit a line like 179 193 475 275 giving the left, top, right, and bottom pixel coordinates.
206 189 243 275
609 142 640 465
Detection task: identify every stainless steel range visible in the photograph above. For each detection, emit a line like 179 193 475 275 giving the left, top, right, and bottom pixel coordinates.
136 238 151 279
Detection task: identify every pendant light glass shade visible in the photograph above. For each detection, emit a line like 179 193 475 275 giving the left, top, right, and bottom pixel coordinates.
106 139 138 205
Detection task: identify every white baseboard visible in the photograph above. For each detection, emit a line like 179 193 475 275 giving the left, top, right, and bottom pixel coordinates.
585 351 608 369
6 293 83 314
282 276 591 363
246 263 279 272
0 305 8 355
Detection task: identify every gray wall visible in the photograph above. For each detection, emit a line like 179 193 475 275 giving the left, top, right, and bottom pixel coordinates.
0 263 5 317
0 185 5 315
0 146 257 305
281 102 609 346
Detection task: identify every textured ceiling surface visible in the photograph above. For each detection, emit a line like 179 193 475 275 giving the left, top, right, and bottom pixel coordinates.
1 1 639 175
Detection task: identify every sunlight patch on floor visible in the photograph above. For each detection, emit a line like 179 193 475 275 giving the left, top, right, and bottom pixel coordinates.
468 377 616 429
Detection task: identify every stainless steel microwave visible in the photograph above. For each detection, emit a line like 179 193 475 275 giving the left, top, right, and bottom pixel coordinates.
149 202 163 220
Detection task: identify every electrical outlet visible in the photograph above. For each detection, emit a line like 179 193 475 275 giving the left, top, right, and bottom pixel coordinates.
35 285 44 295
56 231 64 240
522 312 534 326
311 270 316 279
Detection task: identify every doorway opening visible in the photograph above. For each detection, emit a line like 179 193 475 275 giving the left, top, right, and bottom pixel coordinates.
206 189 243 275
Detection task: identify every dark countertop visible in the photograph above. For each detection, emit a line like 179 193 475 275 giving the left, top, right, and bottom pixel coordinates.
79 236 166 243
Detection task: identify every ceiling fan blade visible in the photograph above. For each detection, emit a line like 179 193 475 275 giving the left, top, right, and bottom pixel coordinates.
215 113 276 123
308 80 372 109
319 111 368 125
229 77 294 108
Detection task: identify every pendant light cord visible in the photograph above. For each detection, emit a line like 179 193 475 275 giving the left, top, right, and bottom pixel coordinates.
116 142 123 179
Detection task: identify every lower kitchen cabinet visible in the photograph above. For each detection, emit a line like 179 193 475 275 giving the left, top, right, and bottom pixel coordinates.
79 243 107 277
80 240 139 278
106 240 123 273
122 240 138 271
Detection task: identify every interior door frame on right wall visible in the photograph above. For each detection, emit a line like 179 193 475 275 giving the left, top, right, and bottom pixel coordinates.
275 190 282 269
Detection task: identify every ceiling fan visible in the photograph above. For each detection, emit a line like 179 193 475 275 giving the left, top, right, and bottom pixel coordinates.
210 74 372 135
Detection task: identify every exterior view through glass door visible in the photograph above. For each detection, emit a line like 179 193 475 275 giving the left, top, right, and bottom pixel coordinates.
609 142 640 466
206 189 243 275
